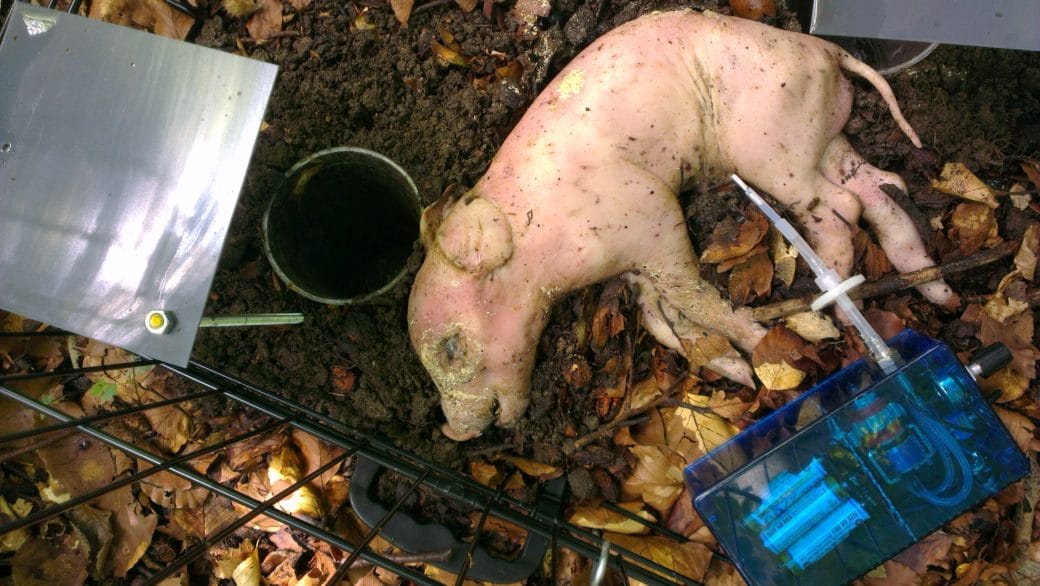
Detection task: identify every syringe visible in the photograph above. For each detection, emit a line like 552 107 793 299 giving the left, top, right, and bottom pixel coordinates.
730 174 898 374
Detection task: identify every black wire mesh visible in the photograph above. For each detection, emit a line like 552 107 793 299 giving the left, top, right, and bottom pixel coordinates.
0 334 709 584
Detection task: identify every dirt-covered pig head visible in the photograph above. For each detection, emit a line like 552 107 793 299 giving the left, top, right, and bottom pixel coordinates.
409 191 536 440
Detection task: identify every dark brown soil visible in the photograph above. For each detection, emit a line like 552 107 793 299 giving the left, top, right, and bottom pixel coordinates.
190 0 1040 477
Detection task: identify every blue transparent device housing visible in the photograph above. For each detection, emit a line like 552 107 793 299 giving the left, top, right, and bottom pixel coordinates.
684 330 1029 585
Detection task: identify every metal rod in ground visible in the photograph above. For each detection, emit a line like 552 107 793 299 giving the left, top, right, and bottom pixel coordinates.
198 313 305 328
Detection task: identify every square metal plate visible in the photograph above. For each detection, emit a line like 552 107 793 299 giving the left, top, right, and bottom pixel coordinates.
809 0 1040 52
0 3 277 365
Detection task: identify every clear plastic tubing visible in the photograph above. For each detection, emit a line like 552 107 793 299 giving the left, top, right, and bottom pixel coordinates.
730 174 898 374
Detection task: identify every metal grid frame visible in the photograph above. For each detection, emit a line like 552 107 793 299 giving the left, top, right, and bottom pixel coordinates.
0 332 709 585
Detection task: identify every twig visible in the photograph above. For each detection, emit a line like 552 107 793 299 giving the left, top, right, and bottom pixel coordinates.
465 443 515 458
753 240 1019 321
569 374 691 452
0 431 74 465
349 549 453 570
413 0 455 14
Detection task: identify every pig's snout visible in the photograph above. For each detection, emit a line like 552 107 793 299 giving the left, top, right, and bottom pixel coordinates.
416 326 496 440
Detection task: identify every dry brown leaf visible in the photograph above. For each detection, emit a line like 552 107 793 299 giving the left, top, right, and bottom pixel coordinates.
864 307 906 342
456 0 478 10
68 504 114 579
661 391 739 463
705 389 749 423
682 334 737 372
862 560 921 585
245 0 282 40
590 283 626 349
494 455 562 480
390 0 413 25
949 202 1000 256
783 311 839 343
469 459 502 487
932 162 1000 208
728 247 773 305
895 531 953 574
770 227 798 287
854 229 894 280
568 501 654 535
701 211 769 265
11 530 90 586
665 487 705 538
90 0 194 39
621 444 685 513
994 406 1036 454
606 533 713 583
97 485 159 577
751 326 813 391
39 433 116 500
1015 222 1040 280
548 547 592 585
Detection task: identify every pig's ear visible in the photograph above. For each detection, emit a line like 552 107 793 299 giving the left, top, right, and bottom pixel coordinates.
419 185 466 249
434 195 514 276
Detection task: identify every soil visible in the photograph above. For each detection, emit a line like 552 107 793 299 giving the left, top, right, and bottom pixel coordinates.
189 0 1040 486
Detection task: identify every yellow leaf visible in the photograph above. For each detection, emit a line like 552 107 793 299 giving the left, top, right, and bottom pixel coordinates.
469 459 502 487
232 545 260 586
605 533 712 583
754 360 806 390
0 496 28 552
568 502 655 535
932 162 1000 208
659 392 740 464
979 366 1030 403
353 9 377 30
1014 223 1040 280
431 39 467 67
783 311 840 343
621 445 685 513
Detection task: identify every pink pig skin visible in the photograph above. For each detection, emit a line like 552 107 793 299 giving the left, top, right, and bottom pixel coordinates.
409 10 956 441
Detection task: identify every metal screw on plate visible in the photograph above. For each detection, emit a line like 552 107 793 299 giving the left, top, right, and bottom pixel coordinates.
146 310 174 334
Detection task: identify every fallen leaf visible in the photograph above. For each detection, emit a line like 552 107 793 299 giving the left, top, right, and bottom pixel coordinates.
68 504 114 579
605 533 712 583
353 9 377 30
751 326 814 391
770 228 798 287
862 560 921 585
456 0 478 10
494 455 562 480
994 406 1036 453
621 445 685 513
932 162 1000 208
682 334 737 373
701 210 769 265
864 307 906 342
727 247 773 305
330 365 356 393
568 501 654 535
665 487 705 538
895 531 953 573
96 485 158 577
469 459 502 487
268 445 324 520
431 39 467 67
948 202 1000 256
390 0 413 25
90 0 194 39
245 0 282 40
661 392 740 463
1022 160 1040 190
11 529 90 586
224 0 260 17
783 311 840 343
854 229 894 280
232 544 261 586
753 361 805 391
1014 222 1040 280
0 496 29 552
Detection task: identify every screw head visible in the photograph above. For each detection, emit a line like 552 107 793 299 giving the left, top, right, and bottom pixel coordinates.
145 310 174 334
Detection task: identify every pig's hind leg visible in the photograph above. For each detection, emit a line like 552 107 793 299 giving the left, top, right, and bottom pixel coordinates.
819 135 958 308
